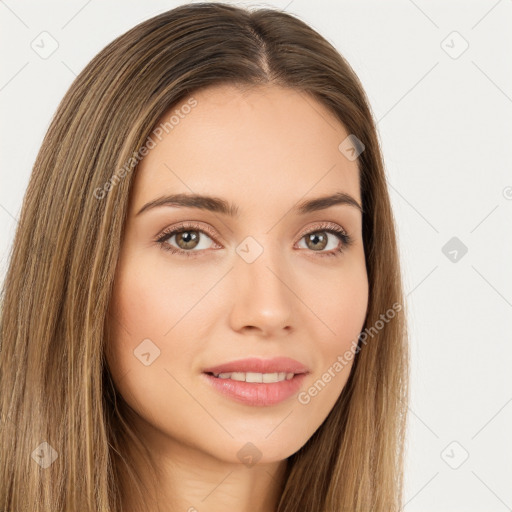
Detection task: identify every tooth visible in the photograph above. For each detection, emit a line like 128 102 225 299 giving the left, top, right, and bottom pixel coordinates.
213 371 295 382
246 372 263 383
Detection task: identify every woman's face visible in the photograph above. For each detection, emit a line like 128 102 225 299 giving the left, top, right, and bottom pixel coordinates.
106 84 368 465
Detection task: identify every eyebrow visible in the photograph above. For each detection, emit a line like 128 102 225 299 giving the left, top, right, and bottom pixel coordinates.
136 191 363 217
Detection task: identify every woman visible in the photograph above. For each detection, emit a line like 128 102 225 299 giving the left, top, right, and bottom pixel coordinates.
0 3 409 511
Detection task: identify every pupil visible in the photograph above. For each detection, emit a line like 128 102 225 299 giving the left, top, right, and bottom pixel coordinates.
308 232 327 250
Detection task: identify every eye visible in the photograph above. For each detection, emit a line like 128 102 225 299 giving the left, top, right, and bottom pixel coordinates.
296 222 353 257
156 222 220 258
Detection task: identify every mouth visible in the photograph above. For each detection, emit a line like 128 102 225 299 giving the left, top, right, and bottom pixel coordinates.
202 356 309 376
201 357 309 406
205 371 297 383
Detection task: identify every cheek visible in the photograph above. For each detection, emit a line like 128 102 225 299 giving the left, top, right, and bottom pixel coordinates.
109 254 202 342
327 284 368 348
296 258 368 409
105 261 178 387
327 277 368 366
105 266 202 431
106 252 218 390
301 254 368 349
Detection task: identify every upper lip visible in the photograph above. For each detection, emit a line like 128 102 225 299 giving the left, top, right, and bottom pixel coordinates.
203 357 309 375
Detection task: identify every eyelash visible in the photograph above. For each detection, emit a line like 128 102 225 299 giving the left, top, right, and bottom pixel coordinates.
155 221 353 259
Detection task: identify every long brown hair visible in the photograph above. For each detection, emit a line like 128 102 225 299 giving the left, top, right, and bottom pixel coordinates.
0 3 409 511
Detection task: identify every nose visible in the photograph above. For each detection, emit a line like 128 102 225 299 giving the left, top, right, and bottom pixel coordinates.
228 240 295 337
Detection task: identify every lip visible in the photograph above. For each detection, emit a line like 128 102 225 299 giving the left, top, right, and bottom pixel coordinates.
202 357 309 375
202 357 310 407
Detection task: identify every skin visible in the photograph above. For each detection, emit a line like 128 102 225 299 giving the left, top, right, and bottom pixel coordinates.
106 83 369 512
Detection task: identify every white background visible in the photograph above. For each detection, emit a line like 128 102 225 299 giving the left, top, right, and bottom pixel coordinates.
1 1 511 510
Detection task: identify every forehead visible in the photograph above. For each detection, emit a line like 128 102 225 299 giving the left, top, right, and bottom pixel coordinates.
131 84 361 215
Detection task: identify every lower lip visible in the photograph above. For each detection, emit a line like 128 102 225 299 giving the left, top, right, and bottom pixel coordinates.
202 372 308 406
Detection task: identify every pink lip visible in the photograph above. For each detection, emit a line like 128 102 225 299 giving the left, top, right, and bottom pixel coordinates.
202 357 309 375
202 357 309 407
